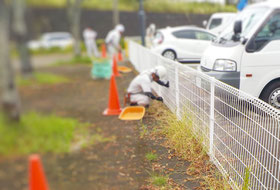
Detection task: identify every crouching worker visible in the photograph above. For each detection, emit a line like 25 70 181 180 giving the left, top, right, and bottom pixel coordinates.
125 66 169 108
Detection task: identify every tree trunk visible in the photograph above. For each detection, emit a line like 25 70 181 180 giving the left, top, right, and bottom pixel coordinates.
0 0 21 121
12 0 33 76
67 0 83 57
113 0 119 27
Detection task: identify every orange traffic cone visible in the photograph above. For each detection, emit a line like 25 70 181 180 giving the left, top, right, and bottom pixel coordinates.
103 74 122 115
112 55 121 77
29 154 49 190
117 51 123 62
101 43 107 58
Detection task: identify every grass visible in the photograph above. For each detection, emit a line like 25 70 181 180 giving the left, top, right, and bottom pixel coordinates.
242 167 250 190
71 56 92 64
150 173 169 187
148 102 232 189
54 55 109 66
26 0 237 14
17 72 69 86
30 46 73 56
145 152 158 162
139 122 148 139
160 109 206 161
12 40 105 57
0 112 89 156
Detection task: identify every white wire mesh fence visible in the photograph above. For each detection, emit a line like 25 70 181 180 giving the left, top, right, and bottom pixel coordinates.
128 41 280 190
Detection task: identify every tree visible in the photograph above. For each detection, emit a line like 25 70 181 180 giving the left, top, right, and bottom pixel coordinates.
12 0 33 76
0 0 21 121
67 0 83 57
113 0 119 27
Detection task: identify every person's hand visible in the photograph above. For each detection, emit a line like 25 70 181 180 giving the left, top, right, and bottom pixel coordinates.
165 81 169 88
156 97 163 102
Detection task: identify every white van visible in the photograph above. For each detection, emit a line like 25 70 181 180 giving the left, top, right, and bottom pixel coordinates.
203 12 236 35
199 1 280 108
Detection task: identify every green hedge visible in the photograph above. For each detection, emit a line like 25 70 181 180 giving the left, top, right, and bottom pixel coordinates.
27 0 237 14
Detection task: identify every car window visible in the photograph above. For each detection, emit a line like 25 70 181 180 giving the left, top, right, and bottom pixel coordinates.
209 18 222 30
48 36 70 41
195 31 216 41
172 30 196 39
252 12 280 51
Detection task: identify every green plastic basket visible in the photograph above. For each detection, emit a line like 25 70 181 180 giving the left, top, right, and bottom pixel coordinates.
91 59 112 79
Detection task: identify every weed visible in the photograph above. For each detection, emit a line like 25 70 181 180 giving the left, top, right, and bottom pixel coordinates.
150 173 169 187
140 123 148 138
30 46 73 55
53 55 103 66
145 152 158 162
148 102 232 189
242 167 250 190
17 72 69 86
202 169 232 190
72 56 92 64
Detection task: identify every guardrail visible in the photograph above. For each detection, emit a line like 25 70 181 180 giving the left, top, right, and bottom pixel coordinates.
128 40 280 190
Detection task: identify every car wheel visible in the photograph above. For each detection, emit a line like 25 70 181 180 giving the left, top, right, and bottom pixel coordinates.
162 50 176 61
260 81 280 108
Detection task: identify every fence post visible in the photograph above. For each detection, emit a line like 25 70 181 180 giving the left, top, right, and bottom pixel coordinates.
209 77 215 158
175 64 180 119
157 58 162 97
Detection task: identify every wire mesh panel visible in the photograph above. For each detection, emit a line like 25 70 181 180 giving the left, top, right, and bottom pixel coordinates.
128 41 280 190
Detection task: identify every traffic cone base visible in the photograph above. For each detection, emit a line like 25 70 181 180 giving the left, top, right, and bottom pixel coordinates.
103 108 122 115
114 71 121 77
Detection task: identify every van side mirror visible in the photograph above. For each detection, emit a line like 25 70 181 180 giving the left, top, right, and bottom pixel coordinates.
232 20 242 42
203 20 207 28
234 20 242 35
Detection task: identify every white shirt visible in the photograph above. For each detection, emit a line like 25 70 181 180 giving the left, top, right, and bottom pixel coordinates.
127 72 153 94
105 29 121 48
83 29 97 42
146 26 156 38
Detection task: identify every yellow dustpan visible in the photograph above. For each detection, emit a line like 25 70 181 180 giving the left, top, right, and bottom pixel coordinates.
119 106 145 120
118 66 132 73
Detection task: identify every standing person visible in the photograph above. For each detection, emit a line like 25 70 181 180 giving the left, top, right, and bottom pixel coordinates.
105 24 125 57
146 23 156 47
125 66 169 108
83 27 100 57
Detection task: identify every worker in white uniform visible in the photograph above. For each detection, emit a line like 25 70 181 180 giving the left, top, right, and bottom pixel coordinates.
105 24 125 57
83 27 99 57
146 23 156 47
126 66 169 108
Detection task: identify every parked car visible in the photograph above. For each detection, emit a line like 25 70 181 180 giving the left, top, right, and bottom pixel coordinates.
151 26 216 62
28 32 74 50
203 12 236 35
199 1 280 108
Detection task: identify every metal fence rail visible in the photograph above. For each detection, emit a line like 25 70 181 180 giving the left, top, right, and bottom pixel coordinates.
128 41 280 190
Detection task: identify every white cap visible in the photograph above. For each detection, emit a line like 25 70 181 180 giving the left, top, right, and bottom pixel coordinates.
154 66 167 79
115 24 125 32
